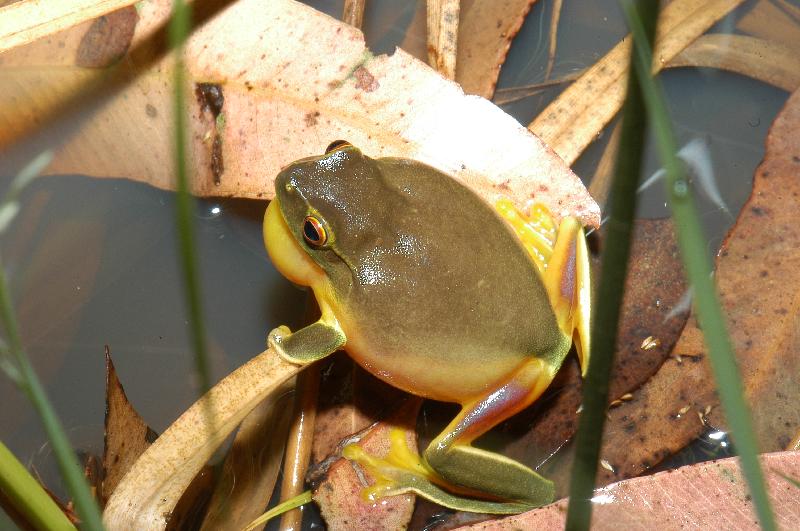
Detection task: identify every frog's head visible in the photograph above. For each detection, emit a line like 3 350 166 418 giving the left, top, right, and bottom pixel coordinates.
263 141 378 291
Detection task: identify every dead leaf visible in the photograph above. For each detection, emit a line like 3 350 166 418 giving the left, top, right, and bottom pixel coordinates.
102 346 158 503
0 0 138 54
457 450 800 530
199 379 295 531
102 347 303 529
576 86 800 485
669 34 800 92
426 0 460 79
455 0 537 99
502 218 689 492
736 0 800 52
529 0 745 166
313 399 420 531
342 0 366 28
0 0 598 227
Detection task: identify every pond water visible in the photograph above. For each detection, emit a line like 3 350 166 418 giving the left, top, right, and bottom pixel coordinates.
0 0 793 529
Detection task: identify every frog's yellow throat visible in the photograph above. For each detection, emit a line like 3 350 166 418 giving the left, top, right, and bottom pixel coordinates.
264 198 328 289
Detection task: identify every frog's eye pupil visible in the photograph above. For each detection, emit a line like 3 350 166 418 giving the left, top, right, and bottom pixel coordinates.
303 216 327 247
325 140 351 154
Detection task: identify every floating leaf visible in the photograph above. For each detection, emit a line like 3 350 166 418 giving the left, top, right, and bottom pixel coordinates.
0 0 598 227
456 451 800 529
581 86 800 484
529 0 745 166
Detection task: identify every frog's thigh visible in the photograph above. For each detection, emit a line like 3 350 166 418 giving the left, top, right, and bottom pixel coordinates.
268 321 345 364
424 357 556 504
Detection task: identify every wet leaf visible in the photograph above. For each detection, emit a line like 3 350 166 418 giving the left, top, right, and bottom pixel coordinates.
426 0 460 79
736 0 800 52
102 347 302 529
456 451 800 530
502 218 689 492
670 34 800 92
199 380 295 531
0 0 598 227
529 0 745 166
455 0 538 99
101 347 157 503
581 86 800 485
312 399 420 531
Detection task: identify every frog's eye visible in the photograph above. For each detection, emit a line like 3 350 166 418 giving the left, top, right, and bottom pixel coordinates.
302 215 328 247
325 140 351 154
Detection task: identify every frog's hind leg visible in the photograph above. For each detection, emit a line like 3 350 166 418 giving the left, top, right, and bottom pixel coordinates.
423 355 562 506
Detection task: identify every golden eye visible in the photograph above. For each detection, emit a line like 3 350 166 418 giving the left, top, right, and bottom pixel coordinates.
302 216 327 247
325 140 351 154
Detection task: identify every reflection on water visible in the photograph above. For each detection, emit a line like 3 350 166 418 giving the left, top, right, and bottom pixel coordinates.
0 176 307 496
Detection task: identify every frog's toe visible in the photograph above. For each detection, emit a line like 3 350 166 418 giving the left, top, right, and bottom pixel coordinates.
267 325 291 352
343 428 534 514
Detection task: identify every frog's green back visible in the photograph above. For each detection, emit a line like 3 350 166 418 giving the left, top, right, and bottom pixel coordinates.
275 149 566 402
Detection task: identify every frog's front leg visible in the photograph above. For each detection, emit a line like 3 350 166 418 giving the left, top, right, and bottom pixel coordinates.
424 355 563 506
268 319 345 364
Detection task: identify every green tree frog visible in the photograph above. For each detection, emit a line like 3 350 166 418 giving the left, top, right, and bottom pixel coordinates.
263 141 591 514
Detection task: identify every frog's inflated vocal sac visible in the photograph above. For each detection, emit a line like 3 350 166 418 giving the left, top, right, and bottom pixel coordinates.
264 141 590 513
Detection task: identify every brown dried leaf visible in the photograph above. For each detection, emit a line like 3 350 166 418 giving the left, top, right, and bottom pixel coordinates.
457 451 800 530
583 86 800 484
455 0 537 99
529 0 745 166
102 347 158 503
199 380 295 531
503 218 689 488
670 34 800 92
0 0 598 227
737 0 800 52
313 399 420 531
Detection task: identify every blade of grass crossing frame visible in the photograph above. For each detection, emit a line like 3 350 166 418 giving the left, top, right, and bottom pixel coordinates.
622 3 776 530
564 2 657 529
168 1 213 408
0 156 104 530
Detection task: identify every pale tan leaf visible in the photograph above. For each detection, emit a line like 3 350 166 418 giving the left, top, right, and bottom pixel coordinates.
669 34 800 92
529 0 745 166
426 0 460 79
457 451 800 530
102 348 303 530
342 0 366 28
199 380 295 531
0 0 599 227
737 0 800 52
0 0 138 54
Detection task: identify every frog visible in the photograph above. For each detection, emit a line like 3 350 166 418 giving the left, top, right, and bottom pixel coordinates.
263 140 591 514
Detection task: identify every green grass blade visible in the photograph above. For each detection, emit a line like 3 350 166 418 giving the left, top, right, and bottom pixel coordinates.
622 3 776 531
168 1 213 402
0 157 104 530
0 439 77 531
564 3 659 529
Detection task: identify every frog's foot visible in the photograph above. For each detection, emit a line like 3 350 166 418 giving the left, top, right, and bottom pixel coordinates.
267 320 345 365
343 428 533 514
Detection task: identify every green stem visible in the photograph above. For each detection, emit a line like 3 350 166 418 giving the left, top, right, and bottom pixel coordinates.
0 440 77 531
565 2 658 529
0 265 104 530
622 4 776 530
168 1 212 400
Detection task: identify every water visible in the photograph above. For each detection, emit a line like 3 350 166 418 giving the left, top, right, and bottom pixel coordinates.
0 0 794 527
